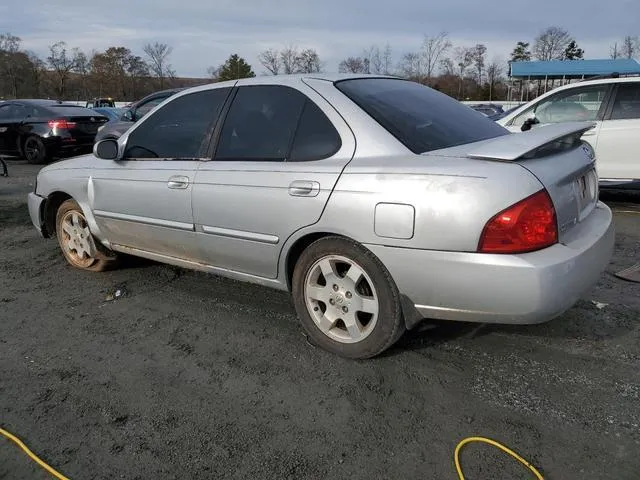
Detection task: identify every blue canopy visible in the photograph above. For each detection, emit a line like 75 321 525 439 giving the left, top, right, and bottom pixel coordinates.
509 59 640 79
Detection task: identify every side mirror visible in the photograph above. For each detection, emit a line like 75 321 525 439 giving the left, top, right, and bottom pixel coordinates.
121 109 134 122
521 116 539 132
94 139 119 160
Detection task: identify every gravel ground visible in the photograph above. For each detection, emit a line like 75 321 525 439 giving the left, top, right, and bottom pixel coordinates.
1 159 639 480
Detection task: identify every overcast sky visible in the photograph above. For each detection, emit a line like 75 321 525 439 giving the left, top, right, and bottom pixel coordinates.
1 0 638 77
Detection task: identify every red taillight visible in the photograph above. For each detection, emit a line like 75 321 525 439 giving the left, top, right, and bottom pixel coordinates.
478 189 558 254
48 119 76 129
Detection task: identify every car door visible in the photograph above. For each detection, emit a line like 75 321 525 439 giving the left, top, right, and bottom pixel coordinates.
504 84 613 155
89 87 234 260
591 82 640 182
192 81 356 279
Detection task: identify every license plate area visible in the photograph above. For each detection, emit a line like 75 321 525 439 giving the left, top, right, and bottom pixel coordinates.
576 167 598 221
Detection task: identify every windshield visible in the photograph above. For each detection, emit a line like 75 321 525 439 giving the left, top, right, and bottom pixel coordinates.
335 78 509 154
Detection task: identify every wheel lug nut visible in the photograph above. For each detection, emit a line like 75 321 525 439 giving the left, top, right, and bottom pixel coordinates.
346 291 352 299
313 307 319 312
333 284 339 291
342 306 348 313
329 299 335 305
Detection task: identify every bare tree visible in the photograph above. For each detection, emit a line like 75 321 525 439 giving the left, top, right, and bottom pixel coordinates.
0 33 23 98
610 42 620 59
486 57 503 101
398 52 422 79
439 57 456 76
338 56 368 73
454 47 473 99
363 46 383 74
26 51 47 97
382 43 393 74
295 48 322 73
72 48 91 99
421 32 452 83
47 41 77 98
622 35 639 59
533 26 572 61
207 65 220 80
258 48 281 75
471 44 487 87
280 45 299 74
143 42 174 89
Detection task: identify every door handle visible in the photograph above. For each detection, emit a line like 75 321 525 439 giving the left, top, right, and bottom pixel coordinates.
167 175 189 189
582 130 597 136
288 180 320 197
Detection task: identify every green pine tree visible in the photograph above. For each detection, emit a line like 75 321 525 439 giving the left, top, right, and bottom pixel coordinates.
216 54 256 81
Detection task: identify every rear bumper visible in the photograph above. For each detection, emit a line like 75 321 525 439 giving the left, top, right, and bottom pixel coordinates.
365 201 615 325
28 192 49 238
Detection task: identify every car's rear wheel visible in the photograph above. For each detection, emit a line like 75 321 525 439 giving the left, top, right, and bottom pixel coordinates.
292 236 405 359
55 199 117 272
23 135 49 164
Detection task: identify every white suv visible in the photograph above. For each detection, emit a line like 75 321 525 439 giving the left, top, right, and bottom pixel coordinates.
497 76 640 188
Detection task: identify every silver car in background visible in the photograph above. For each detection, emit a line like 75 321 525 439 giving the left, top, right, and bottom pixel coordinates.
28 74 615 359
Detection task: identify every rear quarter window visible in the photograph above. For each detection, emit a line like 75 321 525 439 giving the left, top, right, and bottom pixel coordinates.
335 78 509 154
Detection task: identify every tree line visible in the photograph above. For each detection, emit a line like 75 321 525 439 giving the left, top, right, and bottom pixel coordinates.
1 27 638 103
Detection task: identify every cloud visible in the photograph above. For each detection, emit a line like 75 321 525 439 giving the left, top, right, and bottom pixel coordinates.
1 0 638 77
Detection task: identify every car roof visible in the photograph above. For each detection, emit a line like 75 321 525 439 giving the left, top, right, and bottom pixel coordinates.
9 99 66 105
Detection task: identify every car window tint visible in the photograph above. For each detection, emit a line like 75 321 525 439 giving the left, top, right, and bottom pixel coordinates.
288 100 341 161
335 78 508 154
610 83 640 120
215 85 307 161
512 84 609 126
135 97 166 119
9 105 26 118
0 105 11 119
123 88 231 159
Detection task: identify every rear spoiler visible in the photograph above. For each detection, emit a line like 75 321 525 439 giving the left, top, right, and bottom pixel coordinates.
468 122 596 161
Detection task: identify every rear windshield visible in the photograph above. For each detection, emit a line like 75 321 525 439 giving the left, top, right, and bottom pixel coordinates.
44 105 99 116
335 78 509 154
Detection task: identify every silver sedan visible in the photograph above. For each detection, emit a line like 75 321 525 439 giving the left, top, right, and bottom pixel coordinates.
28 74 615 359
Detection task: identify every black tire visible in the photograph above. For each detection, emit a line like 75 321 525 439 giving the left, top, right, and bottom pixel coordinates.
292 236 405 359
23 135 50 164
55 199 118 272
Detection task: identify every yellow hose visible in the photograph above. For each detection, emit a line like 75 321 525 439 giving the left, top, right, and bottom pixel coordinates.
455 436 544 479
0 426 70 480
2 425 544 480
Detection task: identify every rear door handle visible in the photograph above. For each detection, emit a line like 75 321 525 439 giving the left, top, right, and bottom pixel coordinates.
288 180 320 197
582 130 597 137
167 175 189 189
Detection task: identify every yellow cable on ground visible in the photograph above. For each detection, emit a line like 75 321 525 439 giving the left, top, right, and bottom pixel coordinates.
2 425 544 480
0 426 70 480
455 436 544 479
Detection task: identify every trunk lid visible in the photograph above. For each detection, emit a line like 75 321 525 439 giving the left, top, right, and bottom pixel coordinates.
67 115 109 137
425 122 599 242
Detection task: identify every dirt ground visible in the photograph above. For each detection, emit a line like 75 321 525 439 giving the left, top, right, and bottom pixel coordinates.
1 159 639 480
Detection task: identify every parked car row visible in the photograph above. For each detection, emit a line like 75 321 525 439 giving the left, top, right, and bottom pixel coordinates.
0 88 183 164
0 100 109 164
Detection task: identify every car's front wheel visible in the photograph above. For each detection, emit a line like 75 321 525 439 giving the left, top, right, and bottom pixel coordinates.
55 199 117 272
292 236 405 359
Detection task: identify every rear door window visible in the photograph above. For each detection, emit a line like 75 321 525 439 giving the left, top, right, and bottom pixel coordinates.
609 83 640 120
335 78 508 154
214 85 307 161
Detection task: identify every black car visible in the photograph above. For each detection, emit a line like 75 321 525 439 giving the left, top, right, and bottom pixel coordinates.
0 99 109 164
95 87 185 141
